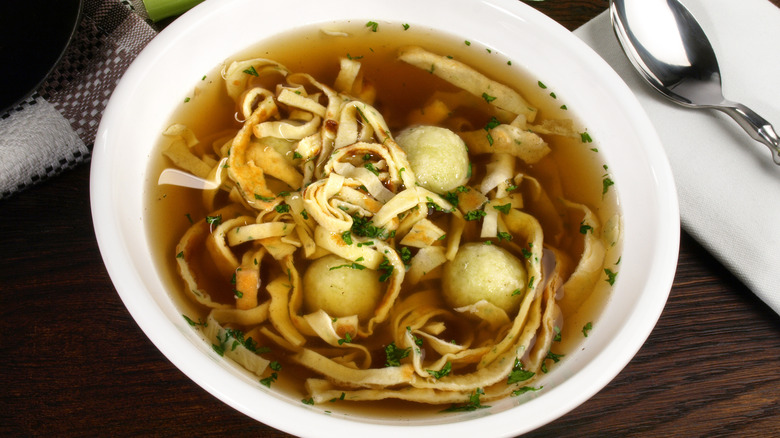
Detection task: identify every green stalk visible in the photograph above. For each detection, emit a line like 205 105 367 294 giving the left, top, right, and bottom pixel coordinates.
142 0 204 22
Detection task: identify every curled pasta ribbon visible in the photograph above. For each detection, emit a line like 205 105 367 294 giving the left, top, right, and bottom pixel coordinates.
398 46 538 121
302 173 353 233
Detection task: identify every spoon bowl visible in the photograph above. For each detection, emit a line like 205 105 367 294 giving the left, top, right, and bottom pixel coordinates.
610 0 780 164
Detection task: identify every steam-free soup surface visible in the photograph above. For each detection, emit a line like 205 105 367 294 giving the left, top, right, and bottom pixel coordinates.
146 22 621 417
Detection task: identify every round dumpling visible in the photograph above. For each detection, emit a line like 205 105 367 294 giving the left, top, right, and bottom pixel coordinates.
302 254 383 320
396 125 470 194
442 243 526 313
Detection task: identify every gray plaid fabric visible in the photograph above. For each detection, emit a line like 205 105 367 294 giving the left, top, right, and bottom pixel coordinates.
0 0 157 199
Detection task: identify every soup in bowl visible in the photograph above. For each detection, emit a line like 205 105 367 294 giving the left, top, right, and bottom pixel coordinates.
91 0 679 436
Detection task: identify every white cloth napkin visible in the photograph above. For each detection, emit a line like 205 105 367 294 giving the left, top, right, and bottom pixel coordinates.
0 0 156 199
574 0 780 315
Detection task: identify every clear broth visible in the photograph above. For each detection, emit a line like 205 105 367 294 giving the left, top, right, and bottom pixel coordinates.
145 22 621 419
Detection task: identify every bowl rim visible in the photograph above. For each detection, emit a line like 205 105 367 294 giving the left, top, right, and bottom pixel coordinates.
90 0 680 436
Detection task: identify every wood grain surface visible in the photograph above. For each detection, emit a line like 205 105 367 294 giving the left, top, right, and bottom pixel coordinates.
2 1 779 436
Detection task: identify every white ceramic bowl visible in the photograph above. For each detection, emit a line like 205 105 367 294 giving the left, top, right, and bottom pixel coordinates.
90 0 679 436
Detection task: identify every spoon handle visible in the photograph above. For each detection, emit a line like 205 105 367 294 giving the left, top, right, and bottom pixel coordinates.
717 102 780 165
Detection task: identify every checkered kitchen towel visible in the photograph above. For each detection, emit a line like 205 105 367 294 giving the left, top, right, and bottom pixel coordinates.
0 0 157 199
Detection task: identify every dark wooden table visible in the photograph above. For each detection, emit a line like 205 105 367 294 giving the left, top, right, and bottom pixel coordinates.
2 1 779 436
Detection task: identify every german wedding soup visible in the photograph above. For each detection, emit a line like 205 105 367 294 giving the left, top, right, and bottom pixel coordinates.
145 21 622 415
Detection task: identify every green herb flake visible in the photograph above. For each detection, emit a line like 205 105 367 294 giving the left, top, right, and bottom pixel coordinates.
465 40 471 46
255 194 275 202
302 397 315 405
176 251 184 259
384 342 410 367
341 230 353 245
511 386 543 396
293 151 303 159
329 262 366 271
182 315 207 327
441 388 490 412
212 344 225 356
183 97 190 103
364 162 380 176
259 372 278 387
464 209 487 221
366 21 379 32
243 66 259 76
482 92 497 103
560 104 568 110
538 81 547 89
553 326 562 342
426 362 452 380
497 231 513 241
580 131 593 143
402 23 410 30
602 177 615 195
580 222 593 234
205 215 222 226
493 203 511 214
275 204 290 213
511 288 522 296
582 322 593 337
185 213 193 224
507 359 535 384
605 268 618 285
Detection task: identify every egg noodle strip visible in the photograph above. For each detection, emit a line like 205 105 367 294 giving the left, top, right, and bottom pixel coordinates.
164 46 611 407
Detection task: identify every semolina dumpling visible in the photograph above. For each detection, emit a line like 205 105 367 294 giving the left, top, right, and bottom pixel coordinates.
442 242 526 313
395 125 470 194
303 254 383 320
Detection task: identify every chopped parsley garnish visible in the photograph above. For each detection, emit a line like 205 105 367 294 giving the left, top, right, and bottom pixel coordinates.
337 333 353 345
300 209 309 220
582 322 593 337
553 326 562 342
528 276 535 289
185 213 193 224
233 289 243 299
465 40 471 46
366 21 378 32
212 344 225 356
482 92 497 103
493 203 512 214
507 359 535 384
441 388 490 412
275 204 290 213
243 66 259 76
293 151 303 159
384 342 410 367
255 194 275 202
302 397 315 405
182 315 207 327
511 288 522 296
329 262 366 271
580 132 593 143
464 209 487 221
511 386 543 396
521 247 532 259
341 230 353 245
602 177 615 195
183 97 190 103
402 23 410 30
604 268 618 285
351 214 389 239
378 257 394 282
364 162 380 175
541 351 565 373
538 81 547 89
426 362 452 380
497 231 513 241
205 215 222 226
580 222 593 234
259 372 278 387
176 251 184 259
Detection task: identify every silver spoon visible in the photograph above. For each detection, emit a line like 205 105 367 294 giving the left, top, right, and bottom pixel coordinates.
610 0 780 165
